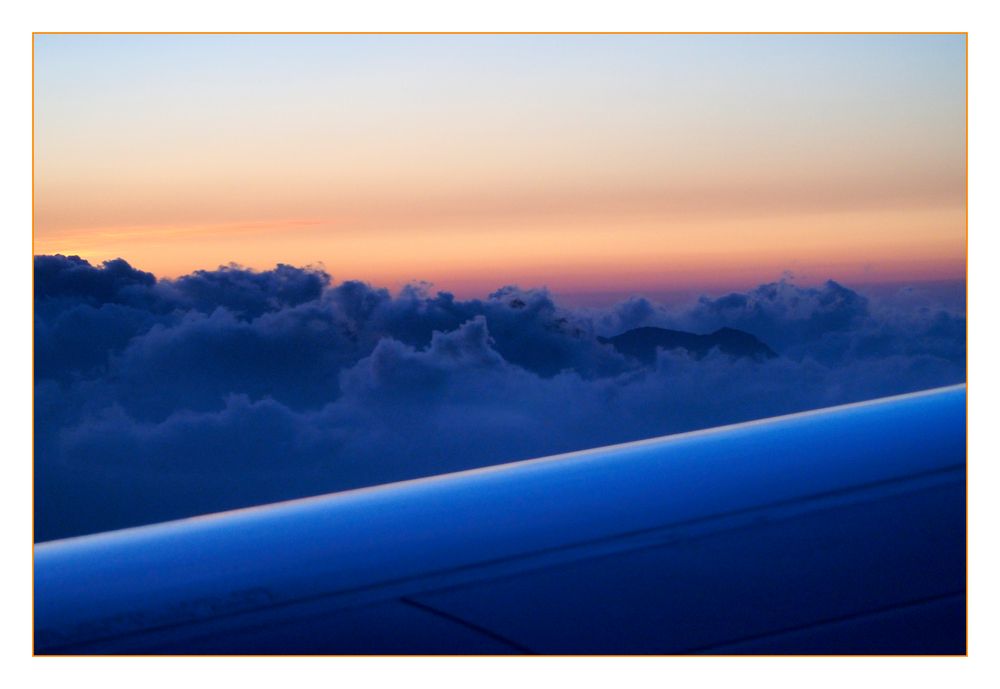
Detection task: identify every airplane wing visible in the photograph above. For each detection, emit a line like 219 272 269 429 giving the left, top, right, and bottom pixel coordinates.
33 384 966 654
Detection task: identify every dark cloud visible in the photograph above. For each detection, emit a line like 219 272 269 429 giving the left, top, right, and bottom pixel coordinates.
34 254 156 306
34 256 966 541
165 262 331 318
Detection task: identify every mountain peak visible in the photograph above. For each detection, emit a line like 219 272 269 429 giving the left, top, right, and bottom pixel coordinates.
599 326 777 364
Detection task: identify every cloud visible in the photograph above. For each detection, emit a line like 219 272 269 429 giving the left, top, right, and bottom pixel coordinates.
165 262 331 318
34 254 156 306
34 256 966 541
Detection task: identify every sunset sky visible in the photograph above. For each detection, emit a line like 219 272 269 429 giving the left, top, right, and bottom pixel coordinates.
33 33 966 297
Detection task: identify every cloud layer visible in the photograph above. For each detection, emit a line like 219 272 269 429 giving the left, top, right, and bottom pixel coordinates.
34 255 966 541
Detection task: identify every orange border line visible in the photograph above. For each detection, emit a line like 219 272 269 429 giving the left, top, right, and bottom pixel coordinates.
30 31 971 659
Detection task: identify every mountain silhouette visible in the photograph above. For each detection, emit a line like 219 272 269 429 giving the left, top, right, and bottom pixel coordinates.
598 326 777 364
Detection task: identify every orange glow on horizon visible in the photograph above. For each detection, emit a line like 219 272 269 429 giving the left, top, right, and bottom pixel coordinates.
33 202 966 297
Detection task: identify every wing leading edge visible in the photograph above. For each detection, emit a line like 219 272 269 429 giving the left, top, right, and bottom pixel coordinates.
34 384 967 654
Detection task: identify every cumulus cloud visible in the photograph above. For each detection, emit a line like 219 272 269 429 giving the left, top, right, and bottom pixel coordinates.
33 255 966 541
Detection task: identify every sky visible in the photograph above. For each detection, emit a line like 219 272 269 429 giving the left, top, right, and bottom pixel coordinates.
33 34 966 297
